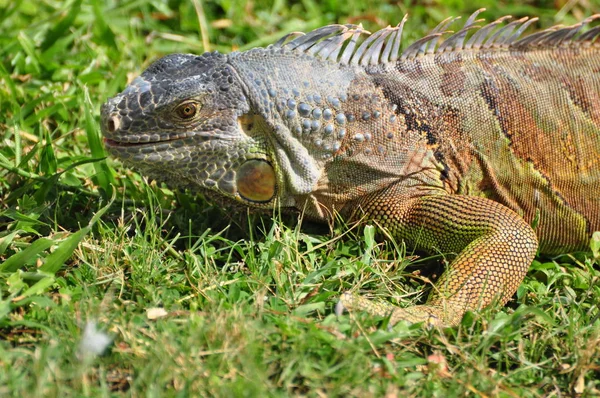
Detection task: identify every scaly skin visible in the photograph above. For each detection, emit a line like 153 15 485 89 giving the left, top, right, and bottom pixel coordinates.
101 12 600 326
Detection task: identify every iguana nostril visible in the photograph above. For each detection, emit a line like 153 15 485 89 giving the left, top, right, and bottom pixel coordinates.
107 116 120 133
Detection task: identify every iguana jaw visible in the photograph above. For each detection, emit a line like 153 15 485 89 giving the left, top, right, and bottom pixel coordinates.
101 110 280 207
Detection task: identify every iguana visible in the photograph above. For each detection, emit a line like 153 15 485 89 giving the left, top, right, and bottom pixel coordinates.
100 10 600 326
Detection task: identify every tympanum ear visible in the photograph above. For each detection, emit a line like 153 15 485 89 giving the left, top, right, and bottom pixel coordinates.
236 160 276 203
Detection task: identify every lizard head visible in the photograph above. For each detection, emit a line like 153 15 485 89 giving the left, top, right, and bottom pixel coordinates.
101 40 359 214
101 52 283 208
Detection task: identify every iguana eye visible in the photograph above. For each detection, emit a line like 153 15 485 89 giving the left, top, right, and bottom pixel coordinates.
175 101 199 119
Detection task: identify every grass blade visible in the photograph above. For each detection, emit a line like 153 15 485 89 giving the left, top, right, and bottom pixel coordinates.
0 238 54 273
39 187 115 274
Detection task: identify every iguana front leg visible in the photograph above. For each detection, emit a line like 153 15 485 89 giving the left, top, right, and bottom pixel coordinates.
338 193 539 326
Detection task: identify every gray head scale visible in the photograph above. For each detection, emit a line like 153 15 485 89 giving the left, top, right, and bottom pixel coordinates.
101 51 281 207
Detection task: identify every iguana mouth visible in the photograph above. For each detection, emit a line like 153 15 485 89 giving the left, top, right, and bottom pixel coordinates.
102 132 207 148
103 138 142 147
103 136 183 147
103 116 253 148
103 138 184 155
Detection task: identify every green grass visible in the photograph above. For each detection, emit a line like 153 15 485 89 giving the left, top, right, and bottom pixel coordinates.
1 0 600 396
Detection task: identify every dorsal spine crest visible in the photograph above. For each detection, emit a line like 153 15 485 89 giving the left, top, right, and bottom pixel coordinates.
270 9 600 66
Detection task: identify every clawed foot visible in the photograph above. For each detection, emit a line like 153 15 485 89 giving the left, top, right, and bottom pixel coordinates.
336 292 457 327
